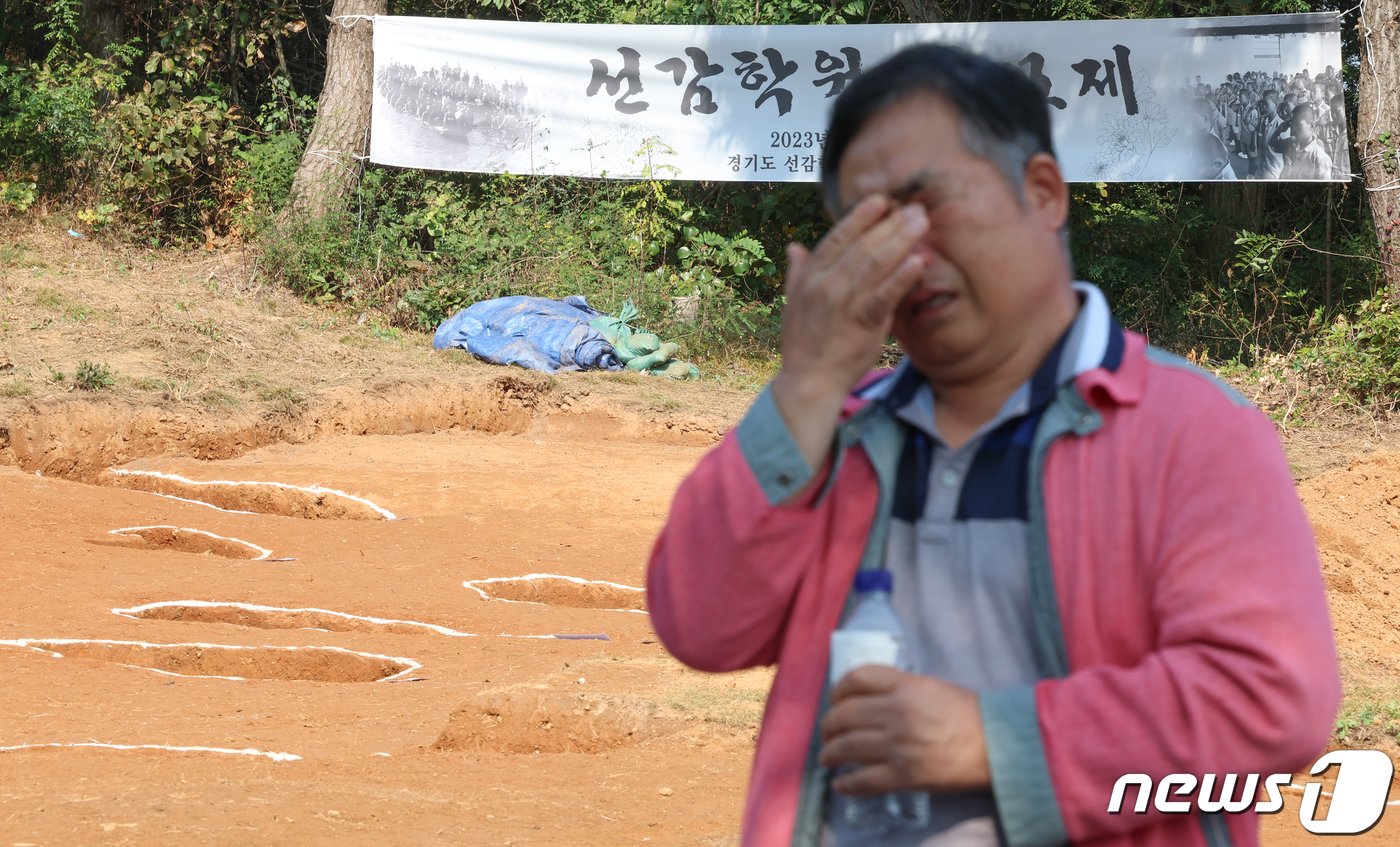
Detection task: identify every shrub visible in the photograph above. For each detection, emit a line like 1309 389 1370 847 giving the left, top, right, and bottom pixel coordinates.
1298 296 1400 412
74 360 115 391
0 53 131 191
104 81 242 239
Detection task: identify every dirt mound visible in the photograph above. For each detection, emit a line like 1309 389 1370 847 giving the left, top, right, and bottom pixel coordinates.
1299 452 1400 678
2 639 416 683
99 526 269 560
433 690 685 754
0 371 728 484
0 375 541 482
464 575 646 611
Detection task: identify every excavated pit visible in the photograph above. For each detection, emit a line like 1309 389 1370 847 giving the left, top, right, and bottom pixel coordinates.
0 639 417 683
114 601 474 637
102 470 395 520
433 690 683 754
463 574 646 611
99 526 271 560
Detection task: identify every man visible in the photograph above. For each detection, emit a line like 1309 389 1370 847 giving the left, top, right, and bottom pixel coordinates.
1237 90 1262 178
1324 93 1351 179
646 43 1340 847
1273 103 1335 180
1188 97 1238 180
1254 91 1287 179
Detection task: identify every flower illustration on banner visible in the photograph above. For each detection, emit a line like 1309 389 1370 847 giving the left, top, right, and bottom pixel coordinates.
1090 80 1177 179
1097 116 1139 163
1085 154 1116 181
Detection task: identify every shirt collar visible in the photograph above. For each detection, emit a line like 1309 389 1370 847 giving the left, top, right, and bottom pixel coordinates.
858 281 1122 440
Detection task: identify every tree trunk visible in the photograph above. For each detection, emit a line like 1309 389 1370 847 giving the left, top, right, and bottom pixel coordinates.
79 0 124 59
897 0 943 22
1355 0 1400 297
283 0 385 222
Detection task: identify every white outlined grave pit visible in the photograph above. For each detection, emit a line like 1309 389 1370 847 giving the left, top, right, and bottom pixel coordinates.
112 600 614 641
115 601 478 637
103 469 397 520
0 639 419 683
0 742 302 762
462 574 647 613
99 526 274 561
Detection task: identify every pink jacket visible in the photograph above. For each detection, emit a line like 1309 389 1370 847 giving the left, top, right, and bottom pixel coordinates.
646 330 1340 847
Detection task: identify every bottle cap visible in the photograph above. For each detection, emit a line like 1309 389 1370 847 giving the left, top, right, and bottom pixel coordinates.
853 569 893 593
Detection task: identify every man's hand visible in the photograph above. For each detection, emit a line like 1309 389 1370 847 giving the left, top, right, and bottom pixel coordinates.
771 195 929 472
818 665 990 795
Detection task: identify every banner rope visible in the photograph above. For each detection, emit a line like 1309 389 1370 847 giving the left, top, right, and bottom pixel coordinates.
329 14 376 28
306 149 371 161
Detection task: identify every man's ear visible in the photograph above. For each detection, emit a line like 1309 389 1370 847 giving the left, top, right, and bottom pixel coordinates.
1022 152 1069 232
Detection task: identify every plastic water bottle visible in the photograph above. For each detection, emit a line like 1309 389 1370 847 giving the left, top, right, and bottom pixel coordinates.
826 569 932 836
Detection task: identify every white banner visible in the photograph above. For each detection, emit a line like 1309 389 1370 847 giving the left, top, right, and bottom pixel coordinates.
369 13 1348 183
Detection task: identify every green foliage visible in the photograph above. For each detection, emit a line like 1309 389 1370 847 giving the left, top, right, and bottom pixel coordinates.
140 0 312 94
0 53 132 190
77 203 121 231
1335 698 1400 745
249 142 789 359
0 180 38 214
74 360 115 391
2 0 1395 384
1299 296 1400 412
1187 229 1315 360
256 213 360 303
234 75 318 216
1069 183 1205 346
105 80 242 237
457 0 868 24
237 132 305 216
1 0 319 242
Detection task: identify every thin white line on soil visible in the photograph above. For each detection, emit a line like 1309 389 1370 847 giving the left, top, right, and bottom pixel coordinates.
108 526 273 561
142 491 259 514
0 638 422 682
0 742 301 762
462 573 647 614
108 469 398 520
111 600 479 638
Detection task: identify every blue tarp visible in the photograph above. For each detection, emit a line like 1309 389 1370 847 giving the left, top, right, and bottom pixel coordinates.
432 295 623 374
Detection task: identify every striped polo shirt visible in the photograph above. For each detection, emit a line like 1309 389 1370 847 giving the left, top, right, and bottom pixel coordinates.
823 282 1125 847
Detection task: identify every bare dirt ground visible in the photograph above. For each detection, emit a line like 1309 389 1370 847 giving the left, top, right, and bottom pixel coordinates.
1 220 1399 845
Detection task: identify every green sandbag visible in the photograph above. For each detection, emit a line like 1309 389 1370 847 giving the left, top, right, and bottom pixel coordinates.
667 360 700 380
627 332 661 355
624 342 679 372
647 359 700 380
625 351 666 371
610 332 660 363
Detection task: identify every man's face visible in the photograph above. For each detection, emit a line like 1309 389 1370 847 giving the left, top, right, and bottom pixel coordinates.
1294 113 1316 145
834 92 1068 380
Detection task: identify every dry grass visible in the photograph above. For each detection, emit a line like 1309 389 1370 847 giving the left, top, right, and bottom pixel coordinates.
0 214 755 433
